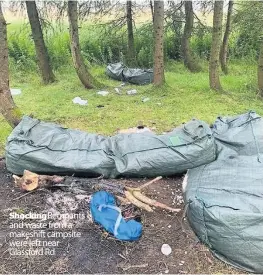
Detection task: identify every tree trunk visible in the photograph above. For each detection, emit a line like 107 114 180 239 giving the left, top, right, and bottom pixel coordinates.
153 0 165 86
182 1 202 72
258 40 263 97
150 0 154 23
126 0 136 66
0 3 21 128
68 1 98 89
209 1 224 91
26 1 55 84
220 0 234 75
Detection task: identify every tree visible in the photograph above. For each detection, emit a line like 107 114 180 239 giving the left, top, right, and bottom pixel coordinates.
220 0 234 74
182 0 202 72
0 3 21 127
259 40 263 96
209 0 224 91
126 0 136 66
68 1 99 89
153 0 165 86
26 1 55 84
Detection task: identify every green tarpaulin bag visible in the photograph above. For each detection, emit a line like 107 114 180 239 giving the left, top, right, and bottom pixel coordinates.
106 62 153 85
5 116 115 177
184 111 263 273
110 119 216 177
5 117 216 178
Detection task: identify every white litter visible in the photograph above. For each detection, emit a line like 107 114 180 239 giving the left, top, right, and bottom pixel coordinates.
127 89 137 95
97 91 109 96
142 97 150 102
11 88 22 96
114 87 121 94
72 97 88 105
161 244 172 256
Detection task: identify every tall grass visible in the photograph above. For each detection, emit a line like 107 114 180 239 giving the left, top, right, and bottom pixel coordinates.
7 21 260 74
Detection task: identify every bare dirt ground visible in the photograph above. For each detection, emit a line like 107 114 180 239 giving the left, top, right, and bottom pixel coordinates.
0 158 239 274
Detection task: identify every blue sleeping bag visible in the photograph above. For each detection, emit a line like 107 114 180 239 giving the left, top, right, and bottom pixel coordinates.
90 191 142 241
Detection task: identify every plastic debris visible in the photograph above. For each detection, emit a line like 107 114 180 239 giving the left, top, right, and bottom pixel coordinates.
142 97 150 103
161 244 172 256
72 97 88 105
97 91 109 96
114 87 121 94
11 88 22 96
127 89 137 95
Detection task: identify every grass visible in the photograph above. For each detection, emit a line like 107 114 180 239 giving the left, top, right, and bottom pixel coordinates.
1 60 263 154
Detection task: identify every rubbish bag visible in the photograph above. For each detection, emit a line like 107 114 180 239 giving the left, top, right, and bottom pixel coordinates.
110 119 216 177
5 116 115 177
184 111 263 273
6 116 216 178
90 191 142 241
106 63 153 85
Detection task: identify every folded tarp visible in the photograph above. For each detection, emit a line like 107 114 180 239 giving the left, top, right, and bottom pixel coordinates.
106 62 153 85
5 116 216 177
184 111 263 273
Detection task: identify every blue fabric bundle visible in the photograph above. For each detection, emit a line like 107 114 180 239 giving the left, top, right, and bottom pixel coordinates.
90 191 142 241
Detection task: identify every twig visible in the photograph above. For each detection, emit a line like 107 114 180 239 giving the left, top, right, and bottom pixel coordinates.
121 263 149 271
138 176 163 190
12 191 35 201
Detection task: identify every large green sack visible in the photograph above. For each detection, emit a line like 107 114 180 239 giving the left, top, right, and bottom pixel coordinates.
5 116 216 178
5 116 115 177
106 63 153 85
110 119 216 177
184 111 263 273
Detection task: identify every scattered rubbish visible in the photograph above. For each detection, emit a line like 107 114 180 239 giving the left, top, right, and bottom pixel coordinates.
114 87 121 94
164 269 169 274
106 63 153 85
90 191 143 241
127 89 137 95
72 97 88 105
120 83 126 87
161 244 172 256
10 88 22 96
179 261 185 266
96 105 104 108
97 91 109 96
142 97 150 103
157 102 162 106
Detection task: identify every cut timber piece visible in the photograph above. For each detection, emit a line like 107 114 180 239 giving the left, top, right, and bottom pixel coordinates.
13 170 39 191
13 170 65 191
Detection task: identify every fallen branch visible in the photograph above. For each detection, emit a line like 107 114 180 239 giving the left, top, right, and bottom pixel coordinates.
124 190 153 212
132 190 181 213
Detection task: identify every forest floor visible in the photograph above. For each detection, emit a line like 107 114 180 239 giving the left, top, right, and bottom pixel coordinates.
0 158 240 274
1 61 263 154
